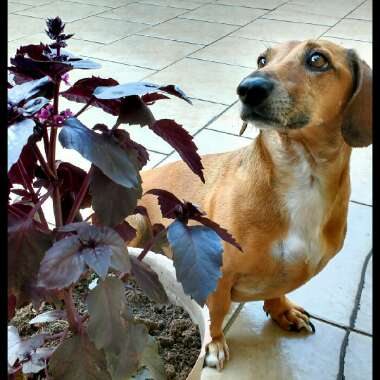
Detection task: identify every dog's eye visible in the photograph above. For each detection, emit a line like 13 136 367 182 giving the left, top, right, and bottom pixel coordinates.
307 52 329 70
257 56 267 68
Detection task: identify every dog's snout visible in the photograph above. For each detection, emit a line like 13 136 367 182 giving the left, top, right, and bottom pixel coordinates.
237 77 274 106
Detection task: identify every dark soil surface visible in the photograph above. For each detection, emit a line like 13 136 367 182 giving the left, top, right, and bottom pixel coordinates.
11 276 201 380
126 280 202 380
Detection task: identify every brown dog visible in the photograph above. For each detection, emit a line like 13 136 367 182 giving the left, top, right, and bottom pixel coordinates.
129 40 372 370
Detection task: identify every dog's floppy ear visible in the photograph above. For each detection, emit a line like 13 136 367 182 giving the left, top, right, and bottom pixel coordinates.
341 50 372 147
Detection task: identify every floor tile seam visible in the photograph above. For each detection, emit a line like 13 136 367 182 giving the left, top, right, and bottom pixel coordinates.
153 100 239 168
142 0 287 81
317 0 369 40
336 249 372 379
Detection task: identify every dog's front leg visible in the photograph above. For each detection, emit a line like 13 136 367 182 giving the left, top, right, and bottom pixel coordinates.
205 274 234 370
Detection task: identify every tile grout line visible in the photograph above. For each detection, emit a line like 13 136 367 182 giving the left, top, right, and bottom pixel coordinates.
336 249 372 380
153 100 240 168
317 0 368 40
350 199 372 208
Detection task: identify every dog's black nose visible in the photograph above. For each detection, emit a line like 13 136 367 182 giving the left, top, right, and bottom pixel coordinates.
237 77 274 106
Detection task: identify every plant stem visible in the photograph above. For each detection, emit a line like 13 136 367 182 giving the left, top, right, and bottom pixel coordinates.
17 159 49 228
63 288 81 334
32 142 57 181
74 98 93 118
65 166 93 224
27 186 54 222
49 79 64 227
43 127 50 157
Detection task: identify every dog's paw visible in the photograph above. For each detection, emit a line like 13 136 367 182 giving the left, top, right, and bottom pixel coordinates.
205 336 229 371
264 298 315 334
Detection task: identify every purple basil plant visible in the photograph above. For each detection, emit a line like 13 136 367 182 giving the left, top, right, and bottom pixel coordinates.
7 17 241 379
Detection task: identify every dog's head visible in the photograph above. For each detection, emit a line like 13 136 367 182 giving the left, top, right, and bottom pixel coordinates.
237 40 372 147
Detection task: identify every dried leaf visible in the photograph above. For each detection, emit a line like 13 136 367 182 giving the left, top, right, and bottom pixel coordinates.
29 310 67 324
22 347 55 374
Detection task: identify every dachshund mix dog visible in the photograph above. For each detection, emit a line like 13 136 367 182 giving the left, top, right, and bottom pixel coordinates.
129 40 372 370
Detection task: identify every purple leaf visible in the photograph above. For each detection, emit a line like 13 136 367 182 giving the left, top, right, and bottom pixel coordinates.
10 51 73 82
61 76 120 115
167 220 223 306
8 119 35 171
192 215 242 252
158 84 192 104
8 143 38 186
130 257 168 304
19 96 50 117
90 166 142 227
8 76 52 105
113 129 149 169
113 221 136 243
8 221 53 307
39 224 131 286
142 92 169 104
149 119 204 182
29 310 67 324
87 277 128 353
59 117 140 189
145 188 183 219
8 294 17 321
105 320 148 379
49 334 111 380
94 81 191 104
37 235 86 289
117 95 156 127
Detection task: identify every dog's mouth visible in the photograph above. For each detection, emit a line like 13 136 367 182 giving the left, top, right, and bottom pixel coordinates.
240 104 309 130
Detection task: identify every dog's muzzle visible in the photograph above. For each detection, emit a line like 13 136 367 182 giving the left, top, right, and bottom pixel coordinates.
237 76 274 107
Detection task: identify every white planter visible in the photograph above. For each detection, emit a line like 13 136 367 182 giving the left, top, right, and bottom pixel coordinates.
128 248 211 380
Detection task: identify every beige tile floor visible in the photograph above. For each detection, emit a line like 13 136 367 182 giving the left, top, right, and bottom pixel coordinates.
8 0 372 378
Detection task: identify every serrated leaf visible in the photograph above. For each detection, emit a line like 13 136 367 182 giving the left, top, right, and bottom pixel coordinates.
192 215 243 252
113 129 149 170
145 188 182 219
130 257 168 304
60 76 120 115
87 277 127 353
8 76 51 105
167 220 223 306
29 310 67 324
90 166 142 227
59 117 140 189
49 334 111 380
8 221 53 306
8 119 36 171
37 235 85 289
117 96 156 127
149 119 204 182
